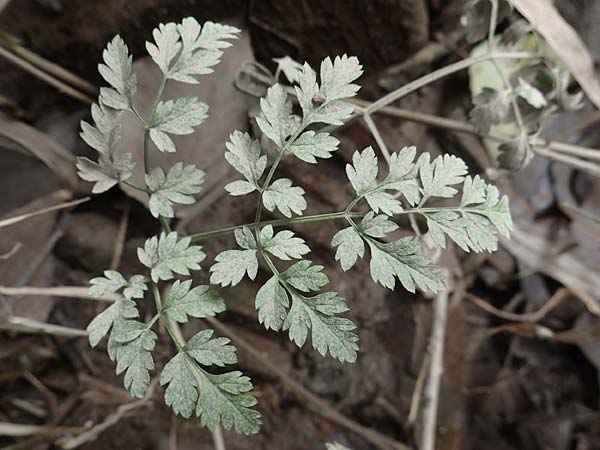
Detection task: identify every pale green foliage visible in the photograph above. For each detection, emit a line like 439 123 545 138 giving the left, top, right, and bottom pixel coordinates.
224 131 267 195
259 225 310 260
262 178 307 217
113 321 157 398
89 270 147 300
80 22 512 437
281 261 329 292
255 275 289 331
210 227 258 286
146 163 205 218
149 97 208 152
256 84 295 147
295 55 363 125
138 232 206 282
186 329 238 367
98 36 137 110
284 291 358 363
289 131 339 163
162 280 225 322
334 147 511 293
87 298 138 347
273 55 304 84
76 153 135 194
195 370 261 434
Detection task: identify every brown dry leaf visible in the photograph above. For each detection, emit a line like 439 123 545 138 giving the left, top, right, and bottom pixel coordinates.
0 112 77 189
510 0 600 109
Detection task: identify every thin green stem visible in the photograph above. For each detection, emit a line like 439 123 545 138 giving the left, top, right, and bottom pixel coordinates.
189 211 365 243
152 282 184 351
121 180 149 193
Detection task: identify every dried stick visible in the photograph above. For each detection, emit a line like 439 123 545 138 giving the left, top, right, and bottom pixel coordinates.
419 271 449 450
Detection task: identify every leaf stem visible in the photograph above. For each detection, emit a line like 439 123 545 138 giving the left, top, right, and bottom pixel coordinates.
121 180 149 193
190 211 365 243
152 281 184 352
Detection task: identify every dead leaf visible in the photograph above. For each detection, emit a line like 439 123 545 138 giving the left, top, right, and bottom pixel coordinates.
0 112 78 189
510 0 600 109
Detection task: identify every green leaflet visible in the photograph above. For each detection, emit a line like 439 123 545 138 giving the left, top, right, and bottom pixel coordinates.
255 275 289 331
89 270 147 300
273 55 304 84
86 298 139 347
149 97 209 153
146 22 181 75
281 260 329 292
295 55 363 126
161 352 198 418
345 146 420 214
146 163 205 218
416 153 468 199
161 330 243 419
367 237 444 293
170 19 240 83
76 153 135 194
259 225 310 260
210 227 258 287
262 178 307 218
196 370 261 434
425 175 512 252
283 291 358 363
98 35 137 110
331 226 364 271
162 280 225 322
113 320 157 398
256 84 295 147
79 103 122 155
138 232 206 282
186 329 238 367
224 131 267 196
289 131 339 164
